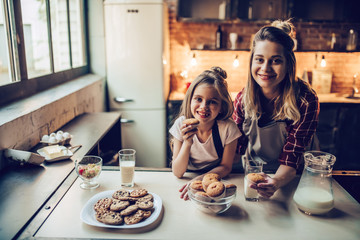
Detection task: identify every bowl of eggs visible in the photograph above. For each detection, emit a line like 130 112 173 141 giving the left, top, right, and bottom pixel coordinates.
41 130 72 146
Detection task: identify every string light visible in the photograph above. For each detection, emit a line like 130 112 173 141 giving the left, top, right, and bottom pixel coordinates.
190 53 197 66
320 55 326 67
180 70 188 79
233 55 239 68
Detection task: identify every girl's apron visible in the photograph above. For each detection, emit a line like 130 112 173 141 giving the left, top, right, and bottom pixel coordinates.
242 117 288 172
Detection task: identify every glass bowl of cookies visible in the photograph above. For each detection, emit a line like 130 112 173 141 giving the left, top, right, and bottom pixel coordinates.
187 173 237 214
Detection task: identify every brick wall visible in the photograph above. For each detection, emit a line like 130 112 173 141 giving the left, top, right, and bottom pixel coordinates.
167 1 360 95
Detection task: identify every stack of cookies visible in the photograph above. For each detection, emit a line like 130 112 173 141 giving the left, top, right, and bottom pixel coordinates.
94 188 154 225
189 173 237 200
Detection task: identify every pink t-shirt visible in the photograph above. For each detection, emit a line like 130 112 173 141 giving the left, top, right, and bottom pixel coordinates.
169 116 241 170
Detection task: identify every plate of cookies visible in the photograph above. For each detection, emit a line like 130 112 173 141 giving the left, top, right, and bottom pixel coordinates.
80 188 162 228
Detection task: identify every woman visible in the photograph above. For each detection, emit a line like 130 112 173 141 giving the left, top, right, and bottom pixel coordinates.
233 20 320 198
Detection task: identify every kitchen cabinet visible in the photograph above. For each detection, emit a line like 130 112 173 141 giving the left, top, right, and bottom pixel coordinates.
177 0 360 22
317 103 360 171
177 0 238 21
289 0 360 22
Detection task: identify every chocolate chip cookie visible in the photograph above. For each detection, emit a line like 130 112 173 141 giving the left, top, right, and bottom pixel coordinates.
136 193 154 202
110 199 130 211
94 198 112 213
130 189 148 198
112 190 130 200
96 210 123 225
136 200 154 210
124 210 144 225
120 204 139 216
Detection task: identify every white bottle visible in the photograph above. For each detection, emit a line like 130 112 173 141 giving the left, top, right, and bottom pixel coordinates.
330 33 336 50
346 29 357 51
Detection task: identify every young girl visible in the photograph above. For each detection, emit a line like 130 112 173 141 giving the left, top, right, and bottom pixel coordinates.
233 20 320 199
169 67 241 199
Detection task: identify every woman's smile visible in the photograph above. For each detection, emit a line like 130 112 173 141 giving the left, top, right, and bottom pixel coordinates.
257 73 277 81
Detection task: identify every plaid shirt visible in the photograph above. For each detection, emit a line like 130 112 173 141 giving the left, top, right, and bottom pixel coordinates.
233 87 320 170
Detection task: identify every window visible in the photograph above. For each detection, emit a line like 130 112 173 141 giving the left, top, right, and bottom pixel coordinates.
0 0 88 106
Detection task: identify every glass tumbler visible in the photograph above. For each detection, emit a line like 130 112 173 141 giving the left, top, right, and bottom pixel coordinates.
244 159 263 201
119 149 136 187
75 155 102 189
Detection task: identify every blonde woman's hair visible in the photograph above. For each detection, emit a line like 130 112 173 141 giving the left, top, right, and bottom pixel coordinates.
244 19 302 123
178 66 234 121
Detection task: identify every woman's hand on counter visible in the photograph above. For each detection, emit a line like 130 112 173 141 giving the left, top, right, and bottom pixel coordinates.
252 174 280 199
254 165 296 198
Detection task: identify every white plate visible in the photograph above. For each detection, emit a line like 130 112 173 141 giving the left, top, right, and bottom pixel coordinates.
80 190 162 229
37 145 73 162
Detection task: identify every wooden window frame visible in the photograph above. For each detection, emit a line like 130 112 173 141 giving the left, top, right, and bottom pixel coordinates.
0 0 90 107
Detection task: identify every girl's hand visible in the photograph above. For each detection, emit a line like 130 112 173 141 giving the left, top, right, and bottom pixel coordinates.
252 174 279 199
179 176 203 201
179 182 190 201
180 124 198 144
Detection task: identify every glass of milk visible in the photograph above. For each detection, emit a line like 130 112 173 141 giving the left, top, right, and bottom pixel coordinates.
119 149 136 187
293 151 336 215
244 159 263 201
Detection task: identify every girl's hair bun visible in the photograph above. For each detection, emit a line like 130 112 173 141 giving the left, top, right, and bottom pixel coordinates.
271 19 295 38
210 66 227 79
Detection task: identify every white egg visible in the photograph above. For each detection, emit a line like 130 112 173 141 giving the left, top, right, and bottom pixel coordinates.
56 134 64 141
57 130 64 135
63 132 70 139
49 136 57 144
50 133 56 138
42 135 50 142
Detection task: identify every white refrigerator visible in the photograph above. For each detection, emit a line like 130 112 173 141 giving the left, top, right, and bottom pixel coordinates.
104 0 170 167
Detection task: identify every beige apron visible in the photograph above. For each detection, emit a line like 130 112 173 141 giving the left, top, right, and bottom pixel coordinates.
242 117 288 171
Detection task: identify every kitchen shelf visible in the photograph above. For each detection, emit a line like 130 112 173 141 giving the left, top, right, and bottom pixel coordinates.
190 48 250 51
190 48 360 53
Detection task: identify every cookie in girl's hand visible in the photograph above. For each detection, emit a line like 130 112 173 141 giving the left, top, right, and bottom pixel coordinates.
182 118 200 126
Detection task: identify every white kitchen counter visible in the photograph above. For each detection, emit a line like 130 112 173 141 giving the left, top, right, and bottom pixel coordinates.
31 170 360 240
